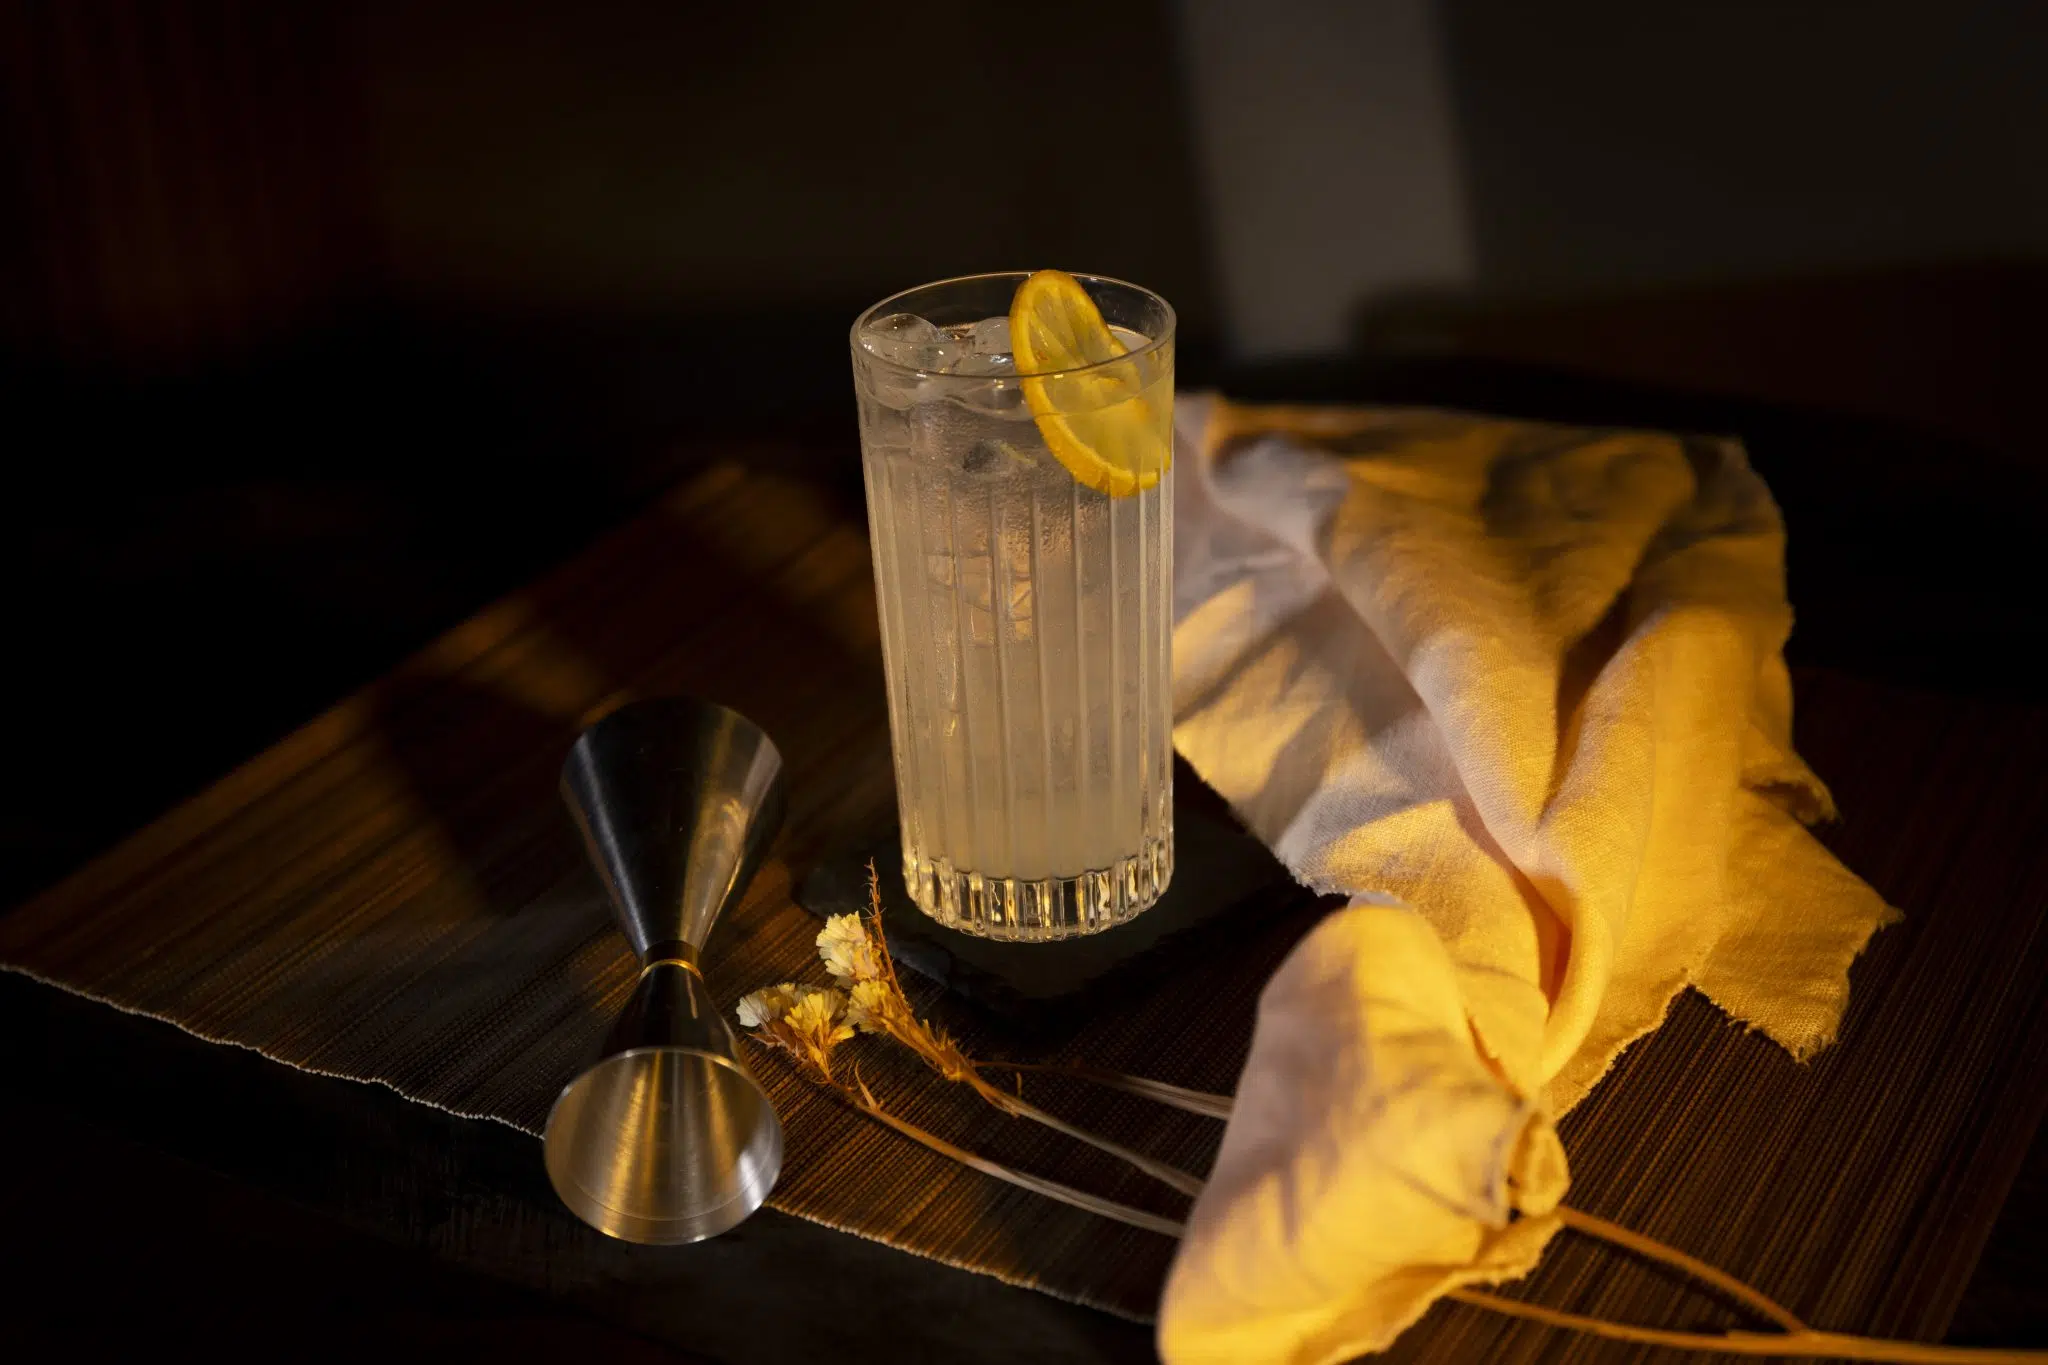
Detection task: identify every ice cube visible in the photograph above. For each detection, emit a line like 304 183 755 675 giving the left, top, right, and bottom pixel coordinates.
948 371 1028 417
941 315 1026 413
860 312 966 374
949 351 1016 377
950 317 1016 378
959 438 1033 476
960 555 996 644
999 520 1035 641
1005 579 1035 642
966 316 1012 356
869 373 921 410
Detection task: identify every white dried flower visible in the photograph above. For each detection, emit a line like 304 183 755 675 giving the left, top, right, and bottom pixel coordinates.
735 983 800 1030
816 913 885 982
845 979 894 1034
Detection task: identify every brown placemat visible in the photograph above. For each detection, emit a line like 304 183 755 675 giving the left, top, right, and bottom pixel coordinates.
4 457 2045 1353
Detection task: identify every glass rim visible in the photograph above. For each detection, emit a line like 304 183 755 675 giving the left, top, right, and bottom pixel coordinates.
850 270 1177 383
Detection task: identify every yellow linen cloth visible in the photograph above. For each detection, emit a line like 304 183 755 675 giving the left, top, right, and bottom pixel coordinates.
1158 398 1898 1364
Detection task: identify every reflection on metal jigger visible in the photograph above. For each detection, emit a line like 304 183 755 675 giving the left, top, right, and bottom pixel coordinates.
543 697 788 1244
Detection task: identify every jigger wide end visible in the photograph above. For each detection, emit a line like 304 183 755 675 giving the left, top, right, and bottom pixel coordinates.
543 961 784 1244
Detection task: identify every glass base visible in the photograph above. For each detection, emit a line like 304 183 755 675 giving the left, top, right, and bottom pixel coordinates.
902 829 1174 942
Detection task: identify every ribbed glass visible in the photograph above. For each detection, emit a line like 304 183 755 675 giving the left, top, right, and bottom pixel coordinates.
851 273 1174 940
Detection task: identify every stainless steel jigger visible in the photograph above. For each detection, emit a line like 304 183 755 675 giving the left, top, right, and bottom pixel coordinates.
543 697 788 1244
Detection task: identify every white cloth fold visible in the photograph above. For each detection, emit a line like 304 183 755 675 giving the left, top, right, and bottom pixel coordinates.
1158 398 1897 1364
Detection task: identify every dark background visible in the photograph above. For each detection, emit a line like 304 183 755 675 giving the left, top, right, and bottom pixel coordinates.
3 0 2045 1356
7 0 2048 906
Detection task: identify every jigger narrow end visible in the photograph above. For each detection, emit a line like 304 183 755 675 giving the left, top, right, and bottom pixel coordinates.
546 699 790 1245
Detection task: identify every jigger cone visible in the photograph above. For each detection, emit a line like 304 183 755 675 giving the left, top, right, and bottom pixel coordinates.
543 697 788 1244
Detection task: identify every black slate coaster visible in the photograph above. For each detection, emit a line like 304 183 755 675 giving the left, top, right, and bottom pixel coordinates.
795 764 1312 1037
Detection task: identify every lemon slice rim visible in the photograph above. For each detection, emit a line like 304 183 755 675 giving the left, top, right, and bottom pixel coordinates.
1007 269 1173 497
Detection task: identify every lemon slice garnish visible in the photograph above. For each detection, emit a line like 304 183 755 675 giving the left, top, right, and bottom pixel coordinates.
1008 270 1170 497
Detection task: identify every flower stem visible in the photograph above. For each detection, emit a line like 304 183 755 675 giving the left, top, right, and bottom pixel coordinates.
846 1093 1187 1238
987 1067 1814 1332
1449 1290 2047 1363
748 1036 1185 1239
988 1085 1206 1197
1556 1204 1804 1333
988 1061 1235 1119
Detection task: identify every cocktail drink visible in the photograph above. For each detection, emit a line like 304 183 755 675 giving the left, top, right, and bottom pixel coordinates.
851 272 1174 939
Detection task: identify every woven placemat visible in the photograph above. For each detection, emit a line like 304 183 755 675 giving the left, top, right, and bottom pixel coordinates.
4 458 2043 1350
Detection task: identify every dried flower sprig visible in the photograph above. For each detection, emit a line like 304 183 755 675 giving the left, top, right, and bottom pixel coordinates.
733 976 1181 1237
732 865 1201 1199
735 983 853 1081
805 866 1205 1197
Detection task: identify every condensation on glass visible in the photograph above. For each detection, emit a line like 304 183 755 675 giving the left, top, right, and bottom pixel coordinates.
851 273 1174 939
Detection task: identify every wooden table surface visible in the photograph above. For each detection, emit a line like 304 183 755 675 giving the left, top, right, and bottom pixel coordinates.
4 365 2045 1362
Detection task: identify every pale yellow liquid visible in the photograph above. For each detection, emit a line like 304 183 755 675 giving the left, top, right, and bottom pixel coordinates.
856 321 1174 938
